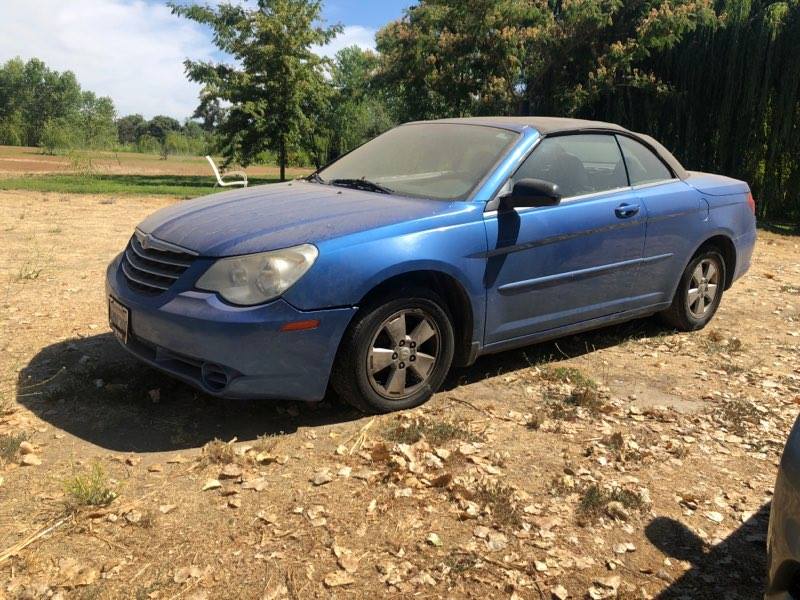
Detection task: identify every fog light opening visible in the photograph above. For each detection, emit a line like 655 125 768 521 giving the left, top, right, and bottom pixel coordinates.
201 363 230 391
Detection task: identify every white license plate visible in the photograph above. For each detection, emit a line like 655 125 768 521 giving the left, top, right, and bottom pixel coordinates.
108 296 129 343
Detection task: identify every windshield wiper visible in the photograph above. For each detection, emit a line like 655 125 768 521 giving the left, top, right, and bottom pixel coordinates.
306 172 327 184
330 178 394 195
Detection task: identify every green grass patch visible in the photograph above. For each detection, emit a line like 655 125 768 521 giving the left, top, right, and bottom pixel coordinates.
0 174 283 198
64 463 117 508
540 366 598 389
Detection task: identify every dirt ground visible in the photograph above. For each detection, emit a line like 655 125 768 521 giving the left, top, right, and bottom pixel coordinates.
0 146 298 178
1 190 799 600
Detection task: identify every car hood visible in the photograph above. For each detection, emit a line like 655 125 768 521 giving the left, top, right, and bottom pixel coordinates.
136 181 462 256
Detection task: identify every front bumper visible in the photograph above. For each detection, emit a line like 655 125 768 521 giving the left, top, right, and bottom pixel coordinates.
105 254 356 401
767 415 800 599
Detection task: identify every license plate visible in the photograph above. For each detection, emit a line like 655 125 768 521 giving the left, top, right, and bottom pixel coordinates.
108 296 129 343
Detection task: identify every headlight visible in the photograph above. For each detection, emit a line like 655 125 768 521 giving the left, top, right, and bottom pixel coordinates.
196 244 318 306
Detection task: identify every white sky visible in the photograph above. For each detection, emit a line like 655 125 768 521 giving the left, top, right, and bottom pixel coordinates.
0 0 378 120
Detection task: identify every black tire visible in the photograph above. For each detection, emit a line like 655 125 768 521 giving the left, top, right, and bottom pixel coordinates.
660 248 726 331
331 287 455 414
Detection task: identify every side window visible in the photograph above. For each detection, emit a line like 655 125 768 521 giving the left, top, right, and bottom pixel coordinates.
617 135 673 185
512 134 628 198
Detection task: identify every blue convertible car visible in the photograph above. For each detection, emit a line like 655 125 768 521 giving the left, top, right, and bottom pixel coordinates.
106 117 756 412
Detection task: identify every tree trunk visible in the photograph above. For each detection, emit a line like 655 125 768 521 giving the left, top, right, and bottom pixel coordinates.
279 135 286 182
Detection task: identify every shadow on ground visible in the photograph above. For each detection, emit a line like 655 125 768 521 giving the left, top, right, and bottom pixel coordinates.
17 317 672 454
646 503 769 599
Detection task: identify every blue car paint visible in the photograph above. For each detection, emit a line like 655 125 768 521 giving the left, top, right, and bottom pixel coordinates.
106 254 356 400
106 122 756 402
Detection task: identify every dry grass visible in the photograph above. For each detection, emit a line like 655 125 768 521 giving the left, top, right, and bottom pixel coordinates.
578 484 644 521
201 438 238 465
0 432 27 463
471 481 522 528
382 417 480 445
718 398 762 435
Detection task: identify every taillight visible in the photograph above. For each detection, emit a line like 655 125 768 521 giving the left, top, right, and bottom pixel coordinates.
747 192 756 214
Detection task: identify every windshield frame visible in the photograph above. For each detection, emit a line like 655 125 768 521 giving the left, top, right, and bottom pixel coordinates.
312 123 522 202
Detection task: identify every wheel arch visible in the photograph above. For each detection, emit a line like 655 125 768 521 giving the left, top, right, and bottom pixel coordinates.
693 233 737 289
353 269 477 367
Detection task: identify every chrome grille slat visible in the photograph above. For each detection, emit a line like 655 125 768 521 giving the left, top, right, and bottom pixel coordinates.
129 237 193 267
121 234 195 296
122 261 170 291
124 249 180 280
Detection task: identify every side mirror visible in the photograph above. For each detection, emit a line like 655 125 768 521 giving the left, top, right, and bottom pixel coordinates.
500 178 561 210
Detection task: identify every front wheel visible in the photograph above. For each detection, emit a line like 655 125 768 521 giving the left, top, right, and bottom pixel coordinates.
331 289 455 413
660 248 726 331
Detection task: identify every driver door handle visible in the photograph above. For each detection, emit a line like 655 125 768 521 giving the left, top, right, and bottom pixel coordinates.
615 203 640 219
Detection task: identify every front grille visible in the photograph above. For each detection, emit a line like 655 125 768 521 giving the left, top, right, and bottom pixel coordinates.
121 234 195 295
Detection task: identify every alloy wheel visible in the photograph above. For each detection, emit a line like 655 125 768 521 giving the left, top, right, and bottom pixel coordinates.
686 258 720 319
367 308 440 400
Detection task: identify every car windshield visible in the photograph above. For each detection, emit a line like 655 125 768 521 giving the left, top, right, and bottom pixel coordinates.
317 124 519 200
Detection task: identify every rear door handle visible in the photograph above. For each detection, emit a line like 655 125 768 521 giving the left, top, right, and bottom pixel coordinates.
615 203 640 219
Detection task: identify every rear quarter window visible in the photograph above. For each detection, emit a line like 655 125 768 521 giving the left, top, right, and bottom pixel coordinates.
617 135 673 185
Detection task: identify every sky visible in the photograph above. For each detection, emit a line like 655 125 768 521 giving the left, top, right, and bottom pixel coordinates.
0 0 412 120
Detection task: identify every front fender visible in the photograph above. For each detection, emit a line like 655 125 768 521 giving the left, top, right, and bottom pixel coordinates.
283 207 489 344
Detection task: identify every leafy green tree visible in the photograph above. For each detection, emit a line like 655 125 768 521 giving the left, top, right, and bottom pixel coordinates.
117 114 145 145
169 0 342 180
376 0 544 121
521 0 716 116
323 46 395 160
81 93 117 149
40 118 79 154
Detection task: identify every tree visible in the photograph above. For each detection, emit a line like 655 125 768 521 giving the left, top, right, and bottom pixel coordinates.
170 0 342 180
117 114 145 145
520 0 716 116
376 1 544 121
324 46 395 160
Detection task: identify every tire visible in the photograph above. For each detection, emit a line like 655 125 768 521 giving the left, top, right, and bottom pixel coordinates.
331 287 455 414
660 248 726 331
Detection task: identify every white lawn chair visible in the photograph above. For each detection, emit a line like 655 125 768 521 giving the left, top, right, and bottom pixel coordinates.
205 155 248 188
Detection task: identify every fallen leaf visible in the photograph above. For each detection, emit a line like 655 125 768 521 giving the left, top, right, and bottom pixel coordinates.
220 463 242 479
323 571 354 587
426 532 442 547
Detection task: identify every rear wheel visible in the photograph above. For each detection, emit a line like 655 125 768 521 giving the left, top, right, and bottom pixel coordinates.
332 288 455 413
660 248 725 331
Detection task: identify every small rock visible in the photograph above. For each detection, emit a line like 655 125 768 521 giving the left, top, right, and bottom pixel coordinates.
202 479 222 491
605 501 629 521
706 511 724 523
159 504 177 514
21 454 42 466
18 441 34 455
486 531 508 551
310 470 333 486
125 510 142 524
551 584 569 600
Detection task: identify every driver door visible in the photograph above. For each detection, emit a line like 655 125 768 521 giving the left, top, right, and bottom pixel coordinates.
483 133 649 345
